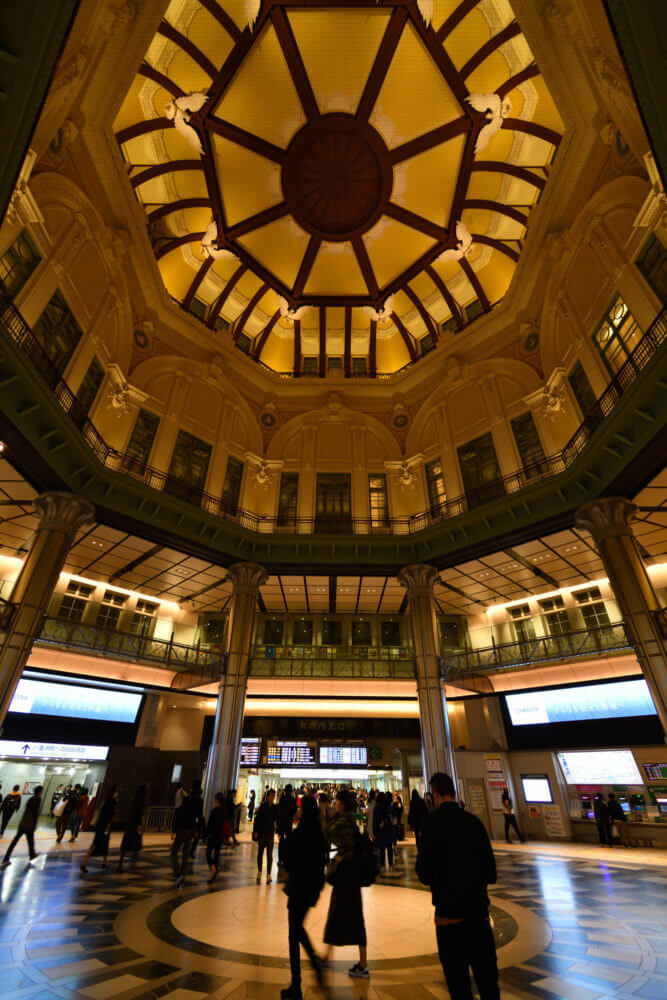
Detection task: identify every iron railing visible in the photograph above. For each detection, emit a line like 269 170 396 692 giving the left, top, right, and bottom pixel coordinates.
439 622 632 677
36 616 225 679
144 805 174 832
1 286 664 537
250 644 417 679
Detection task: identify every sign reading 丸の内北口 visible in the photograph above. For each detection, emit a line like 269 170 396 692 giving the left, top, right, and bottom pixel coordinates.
0 740 109 760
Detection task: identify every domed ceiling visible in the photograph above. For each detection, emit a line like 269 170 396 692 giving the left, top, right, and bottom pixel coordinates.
115 0 564 377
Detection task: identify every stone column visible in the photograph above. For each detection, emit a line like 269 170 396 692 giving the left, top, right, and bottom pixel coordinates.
0 492 95 727
575 498 667 738
204 562 268 814
398 564 458 789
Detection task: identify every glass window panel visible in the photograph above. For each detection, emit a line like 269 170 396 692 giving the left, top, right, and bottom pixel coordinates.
568 361 598 418
75 356 104 415
315 474 351 533
321 620 342 645
33 291 83 374
351 620 372 645
0 229 41 297
263 619 284 645
221 456 244 515
635 234 667 304
126 409 160 469
592 295 643 375
166 430 212 503
277 472 298 527
369 474 389 528
352 357 367 374
381 620 401 646
511 412 546 472
425 460 446 509
292 619 313 644
457 433 503 507
57 596 87 623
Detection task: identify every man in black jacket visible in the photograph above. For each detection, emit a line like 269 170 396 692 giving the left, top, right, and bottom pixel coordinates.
171 780 203 887
1 785 42 866
278 785 297 866
416 772 499 1000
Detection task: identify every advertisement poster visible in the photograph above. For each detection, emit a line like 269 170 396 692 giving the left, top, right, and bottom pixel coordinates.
529 806 541 820
484 755 506 813
542 804 566 838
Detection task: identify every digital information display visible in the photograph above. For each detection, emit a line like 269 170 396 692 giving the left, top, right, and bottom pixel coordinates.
505 679 656 727
9 678 142 724
557 750 643 786
521 775 553 803
319 745 368 766
643 762 667 781
266 741 317 766
239 738 261 767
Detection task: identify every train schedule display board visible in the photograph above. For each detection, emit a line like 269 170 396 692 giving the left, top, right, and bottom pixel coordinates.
319 745 368 766
265 741 317 766
239 738 261 767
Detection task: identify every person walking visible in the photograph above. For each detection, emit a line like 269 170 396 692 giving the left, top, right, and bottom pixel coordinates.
58 784 80 844
408 789 428 850
417 772 499 1000
278 784 297 866
117 785 145 872
0 785 21 837
593 792 613 847
253 788 279 883
171 780 203 887
607 793 633 848
365 789 377 841
81 785 118 873
247 789 256 822
324 788 369 981
225 789 238 847
206 792 225 882
1 785 42 866
69 787 89 842
373 792 394 871
280 795 328 1000
501 788 525 844
392 793 404 842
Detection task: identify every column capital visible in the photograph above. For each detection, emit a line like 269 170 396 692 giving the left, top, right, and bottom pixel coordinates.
33 492 95 537
225 561 268 596
398 563 439 598
575 497 637 540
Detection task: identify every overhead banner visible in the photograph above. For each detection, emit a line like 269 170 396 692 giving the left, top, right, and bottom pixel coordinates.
0 740 109 761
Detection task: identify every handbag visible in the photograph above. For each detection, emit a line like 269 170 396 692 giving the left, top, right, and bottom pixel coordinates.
53 798 66 818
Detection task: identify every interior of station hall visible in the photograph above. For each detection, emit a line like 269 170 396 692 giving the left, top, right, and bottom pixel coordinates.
0 0 666 873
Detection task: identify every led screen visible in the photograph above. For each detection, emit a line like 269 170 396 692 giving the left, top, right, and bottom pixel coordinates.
319 745 367 766
505 679 656 727
9 679 142 723
521 776 553 803
239 738 261 767
557 750 642 786
266 742 317 766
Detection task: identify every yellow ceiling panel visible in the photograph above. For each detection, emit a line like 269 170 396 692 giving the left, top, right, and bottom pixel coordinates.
172 170 209 200
364 217 435 287
430 0 462 34
445 8 492 73
213 136 283 226
393 135 465 226
466 170 503 202
288 8 390 115
212 0 252 32
182 206 213 242
431 256 464 284
461 205 493 236
530 75 566 135
209 254 243 285
260 329 294 373
159 245 199 300
185 7 234 69
304 242 368 297
409 272 433 299
236 270 264 301
465 50 513 98
214 24 306 148
376 329 411 374
475 247 516 304
370 22 460 149
474 123 515 163
114 76 148 133
168 49 213 92
238 217 310 289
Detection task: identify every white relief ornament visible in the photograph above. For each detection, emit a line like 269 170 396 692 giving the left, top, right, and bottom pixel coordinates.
417 0 433 27
253 460 271 488
277 295 309 324
363 294 395 323
437 221 473 263
396 462 416 489
245 0 261 30
164 93 208 154
201 220 234 260
108 382 131 416
541 388 565 422
466 93 512 152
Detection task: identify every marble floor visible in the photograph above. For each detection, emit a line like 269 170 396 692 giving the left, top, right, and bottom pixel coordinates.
0 831 664 1000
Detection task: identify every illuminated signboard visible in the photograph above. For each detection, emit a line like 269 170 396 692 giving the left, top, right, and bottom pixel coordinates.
557 750 642 786
266 742 317 766
239 738 261 767
9 679 142 724
521 775 553 804
319 745 368 766
643 762 667 781
505 679 656 727
0 740 109 761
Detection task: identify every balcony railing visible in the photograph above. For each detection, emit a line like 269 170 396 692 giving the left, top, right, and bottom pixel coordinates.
36 616 225 682
250 643 417 679
1 286 664 537
439 622 632 677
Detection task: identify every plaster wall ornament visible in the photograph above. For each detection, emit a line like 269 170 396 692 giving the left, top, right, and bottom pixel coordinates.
540 386 566 422
544 0 577 36
326 392 343 419
363 295 394 322
396 462 416 489
277 295 308 323
245 0 261 30
202 221 235 260
106 0 136 29
574 497 637 541
466 93 512 153
446 356 469 385
437 221 473 263
61 119 80 145
201 354 226 385
397 563 440 599
6 150 43 227
224 561 268 597
245 454 272 489
33 492 95 537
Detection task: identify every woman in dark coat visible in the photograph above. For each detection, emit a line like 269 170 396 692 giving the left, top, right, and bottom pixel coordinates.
324 789 369 981
408 789 428 849
117 785 145 872
206 792 225 883
81 785 118 873
372 792 394 870
280 795 327 1000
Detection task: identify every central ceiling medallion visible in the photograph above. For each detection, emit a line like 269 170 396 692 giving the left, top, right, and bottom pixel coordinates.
282 115 392 241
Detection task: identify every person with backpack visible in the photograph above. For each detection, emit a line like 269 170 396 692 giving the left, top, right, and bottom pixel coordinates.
1 785 42 866
0 785 21 836
324 788 370 981
280 795 328 1000
373 791 395 871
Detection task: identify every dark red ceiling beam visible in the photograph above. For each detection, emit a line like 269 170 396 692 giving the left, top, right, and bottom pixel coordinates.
460 257 490 311
406 7 469 104
404 285 438 343
292 235 321 298
390 311 417 361
138 62 184 99
131 160 203 188
470 160 545 190
436 0 478 42
293 319 302 376
425 265 464 330
154 231 205 260
463 198 528 227
504 118 562 147
369 319 377 377
200 129 226 230
198 0 242 42
234 282 270 342
459 20 521 80
205 4 273 107
116 117 171 146
497 62 540 98
356 6 408 122
352 236 379 299
182 256 214 309
447 129 476 234
389 116 470 165
319 306 326 377
344 306 352 377
271 6 320 122
254 309 281 359
206 117 286 163
158 21 218 80
147 197 211 224
208 262 247 326
385 203 446 242
470 234 519 262
225 202 289 240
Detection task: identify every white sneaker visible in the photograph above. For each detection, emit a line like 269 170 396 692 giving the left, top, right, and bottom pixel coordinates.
348 963 370 979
